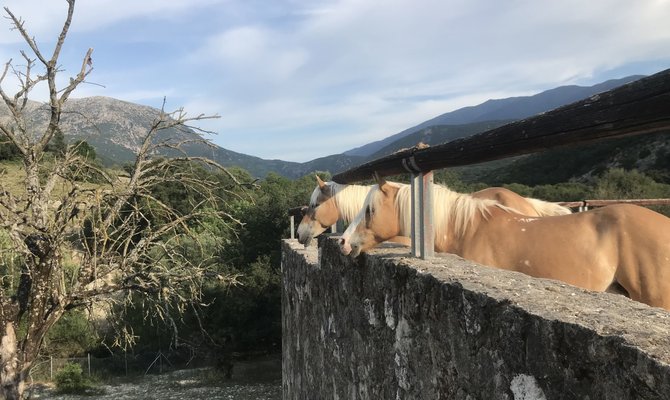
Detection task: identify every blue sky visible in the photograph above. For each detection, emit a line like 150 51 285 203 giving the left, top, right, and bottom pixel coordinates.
1 0 669 162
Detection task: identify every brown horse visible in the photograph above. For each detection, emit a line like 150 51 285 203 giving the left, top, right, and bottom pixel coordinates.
347 178 670 310
298 175 571 248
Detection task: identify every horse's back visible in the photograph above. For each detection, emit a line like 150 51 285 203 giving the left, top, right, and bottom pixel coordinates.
472 187 539 216
472 187 570 217
590 203 670 234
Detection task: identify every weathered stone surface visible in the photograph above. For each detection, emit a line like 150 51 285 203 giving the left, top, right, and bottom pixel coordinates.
282 237 670 400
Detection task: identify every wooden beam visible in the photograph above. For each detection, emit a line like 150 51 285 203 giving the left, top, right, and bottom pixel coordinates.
332 68 670 184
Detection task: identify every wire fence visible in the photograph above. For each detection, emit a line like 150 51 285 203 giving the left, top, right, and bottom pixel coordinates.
29 350 218 382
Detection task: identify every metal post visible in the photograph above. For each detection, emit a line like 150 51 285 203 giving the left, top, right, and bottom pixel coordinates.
420 171 434 259
50 356 53 380
410 173 421 257
290 215 295 239
88 353 91 376
336 220 345 233
410 171 434 259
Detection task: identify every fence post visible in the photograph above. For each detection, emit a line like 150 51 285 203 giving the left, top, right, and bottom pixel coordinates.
290 215 295 239
410 173 420 257
421 171 434 259
50 356 53 380
88 353 91 376
410 171 434 259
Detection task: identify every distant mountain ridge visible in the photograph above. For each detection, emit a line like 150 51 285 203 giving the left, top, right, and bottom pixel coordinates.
0 97 305 178
344 75 644 158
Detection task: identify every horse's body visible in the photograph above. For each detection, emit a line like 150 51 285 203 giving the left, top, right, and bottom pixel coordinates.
337 183 571 254
298 176 571 248
348 180 670 310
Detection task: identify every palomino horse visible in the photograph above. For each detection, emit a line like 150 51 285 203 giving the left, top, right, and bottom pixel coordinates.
347 178 670 310
339 184 573 254
297 175 571 247
296 176 370 246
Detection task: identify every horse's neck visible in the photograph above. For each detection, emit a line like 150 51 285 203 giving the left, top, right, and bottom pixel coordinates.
333 184 372 223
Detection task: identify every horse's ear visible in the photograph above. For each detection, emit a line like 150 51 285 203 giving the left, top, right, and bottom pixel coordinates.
316 174 326 190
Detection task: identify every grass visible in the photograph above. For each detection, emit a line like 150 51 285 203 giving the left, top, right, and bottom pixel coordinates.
0 160 27 195
0 159 125 202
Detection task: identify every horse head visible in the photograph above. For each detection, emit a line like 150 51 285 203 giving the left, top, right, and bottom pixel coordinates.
296 175 340 246
348 175 403 257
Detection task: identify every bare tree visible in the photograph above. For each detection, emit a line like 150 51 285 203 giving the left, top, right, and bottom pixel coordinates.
0 1 241 398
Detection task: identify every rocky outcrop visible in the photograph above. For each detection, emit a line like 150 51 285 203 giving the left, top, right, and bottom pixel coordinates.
282 237 670 399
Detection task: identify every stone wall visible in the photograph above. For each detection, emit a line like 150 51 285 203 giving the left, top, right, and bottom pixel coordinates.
282 237 670 399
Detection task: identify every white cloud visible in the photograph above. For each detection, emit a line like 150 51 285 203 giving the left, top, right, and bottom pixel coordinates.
191 25 310 99
0 0 228 41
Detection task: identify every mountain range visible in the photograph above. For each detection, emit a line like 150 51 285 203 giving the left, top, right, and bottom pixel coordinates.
0 75 649 180
345 75 644 159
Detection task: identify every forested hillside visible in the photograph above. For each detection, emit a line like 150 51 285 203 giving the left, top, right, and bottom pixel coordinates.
452 131 670 186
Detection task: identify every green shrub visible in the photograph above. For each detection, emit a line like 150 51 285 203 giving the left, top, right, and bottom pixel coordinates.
593 169 667 199
54 362 97 394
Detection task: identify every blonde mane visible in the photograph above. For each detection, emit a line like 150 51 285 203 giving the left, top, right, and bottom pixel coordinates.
372 183 508 239
524 197 572 216
311 182 372 223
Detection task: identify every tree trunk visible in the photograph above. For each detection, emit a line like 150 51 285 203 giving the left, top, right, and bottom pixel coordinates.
0 323 25 400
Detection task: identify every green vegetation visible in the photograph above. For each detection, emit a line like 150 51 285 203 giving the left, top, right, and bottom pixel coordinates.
0 138 20 160
4 127 319 377
54 363 99 394
459 132 670 186
74 168 319 367
44 311 99 358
